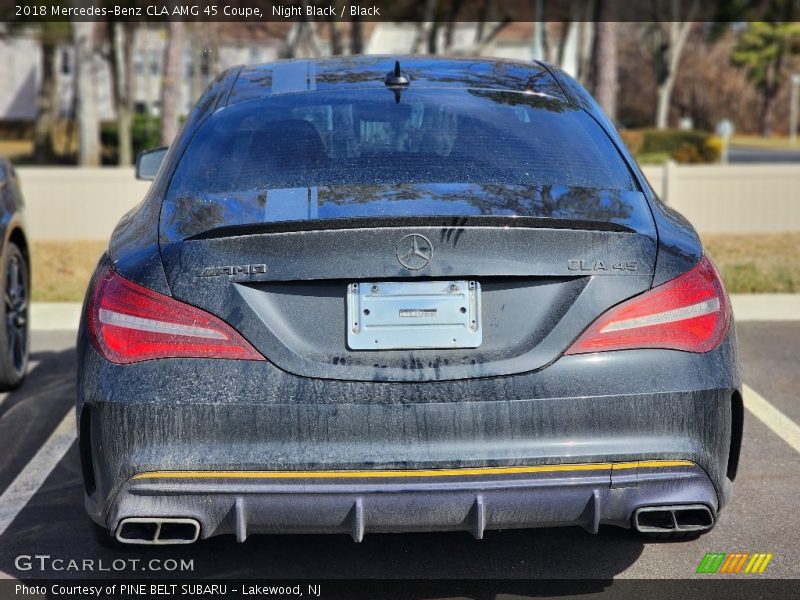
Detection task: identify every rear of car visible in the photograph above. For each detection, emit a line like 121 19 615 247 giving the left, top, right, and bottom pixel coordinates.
77 57 741 545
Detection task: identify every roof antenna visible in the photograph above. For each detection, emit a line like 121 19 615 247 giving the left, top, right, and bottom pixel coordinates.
384 60 410 103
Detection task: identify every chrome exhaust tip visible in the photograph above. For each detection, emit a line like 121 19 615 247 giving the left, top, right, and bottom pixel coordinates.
633 504 714 533
116 517 200 545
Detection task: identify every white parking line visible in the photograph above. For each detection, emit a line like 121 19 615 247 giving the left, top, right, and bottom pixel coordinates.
743 384 800 455
0 409 76 538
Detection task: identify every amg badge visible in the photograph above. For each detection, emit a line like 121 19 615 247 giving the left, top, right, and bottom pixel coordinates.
197 264 267 277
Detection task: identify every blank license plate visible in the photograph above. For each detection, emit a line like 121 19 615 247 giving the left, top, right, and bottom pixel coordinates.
347 280 482 350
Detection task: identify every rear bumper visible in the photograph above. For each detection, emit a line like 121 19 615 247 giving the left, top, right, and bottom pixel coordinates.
82 383 737 529
107 461 718 541
78 332 741 536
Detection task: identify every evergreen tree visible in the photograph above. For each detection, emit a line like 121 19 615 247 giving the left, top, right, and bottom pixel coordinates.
732 22 800 136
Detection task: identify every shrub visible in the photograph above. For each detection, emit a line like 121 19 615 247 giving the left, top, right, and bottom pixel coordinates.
101 114 161 165
0 121 34 140
619 130 644 155
640 129 709 154
671 143 702 164
702 135 723 162
623 129 721 164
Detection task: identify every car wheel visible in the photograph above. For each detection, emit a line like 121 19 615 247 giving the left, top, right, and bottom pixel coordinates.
0 241 29 390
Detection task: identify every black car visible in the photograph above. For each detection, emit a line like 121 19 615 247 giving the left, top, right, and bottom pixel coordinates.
0 156 29 390
77 57 741 545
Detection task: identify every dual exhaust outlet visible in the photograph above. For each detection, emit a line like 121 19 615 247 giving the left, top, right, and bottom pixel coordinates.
633 504 714 534
116 517 200 545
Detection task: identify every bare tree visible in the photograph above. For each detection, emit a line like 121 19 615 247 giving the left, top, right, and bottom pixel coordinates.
413 0 437 54
591 5 617 121
577 23 595 84
34 26 72 162
574 0 596 85
1 23 69 163
73 21 100 166
538 4 551 62
350 17 363 54
208 23 220 75
328 12 343 56
652 0 698 129
34 34 58 163
109 23 135 165
286 2 322 58
287 22 321 58
442 0 464 52
551 22 569 67
189 24 203 104
141 23 156 142
472 20 512 55
160 21 185 147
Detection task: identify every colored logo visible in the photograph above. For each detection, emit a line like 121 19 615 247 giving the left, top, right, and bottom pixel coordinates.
697 552 773 574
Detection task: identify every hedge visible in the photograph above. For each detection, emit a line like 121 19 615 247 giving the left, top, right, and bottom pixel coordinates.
100 114 161 165
620 129 722 164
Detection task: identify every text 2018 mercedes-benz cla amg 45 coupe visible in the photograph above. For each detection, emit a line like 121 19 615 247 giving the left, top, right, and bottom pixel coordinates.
77 57 741 545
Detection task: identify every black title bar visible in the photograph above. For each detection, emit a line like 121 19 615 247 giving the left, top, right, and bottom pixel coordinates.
2 0 799 23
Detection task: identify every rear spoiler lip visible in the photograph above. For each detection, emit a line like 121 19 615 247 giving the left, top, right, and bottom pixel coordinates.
186 215 637 241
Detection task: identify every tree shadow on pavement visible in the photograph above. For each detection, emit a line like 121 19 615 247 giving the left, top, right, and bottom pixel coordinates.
0 344 77 492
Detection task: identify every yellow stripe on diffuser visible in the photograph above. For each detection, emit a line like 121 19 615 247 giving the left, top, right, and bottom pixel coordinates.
132 459 694 480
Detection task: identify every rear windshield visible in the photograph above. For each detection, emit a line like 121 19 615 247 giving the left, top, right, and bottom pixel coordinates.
165 88 637 238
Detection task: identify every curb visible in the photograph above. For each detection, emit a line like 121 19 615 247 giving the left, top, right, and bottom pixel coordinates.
31 303 83 331
729 294 799 322
29 295 800 332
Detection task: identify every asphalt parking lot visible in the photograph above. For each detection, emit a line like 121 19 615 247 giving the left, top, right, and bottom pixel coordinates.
728 146 800 164
0 323 798 586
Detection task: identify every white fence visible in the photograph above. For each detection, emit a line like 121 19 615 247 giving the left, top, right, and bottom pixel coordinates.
640 163 800 234
19 168 150 241
17 164 800 241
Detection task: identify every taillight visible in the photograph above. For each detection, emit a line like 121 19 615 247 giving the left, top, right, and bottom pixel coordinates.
87 266 264 364
566 255 730 355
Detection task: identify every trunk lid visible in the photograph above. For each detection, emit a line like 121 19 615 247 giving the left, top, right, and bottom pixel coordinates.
159 185 657 382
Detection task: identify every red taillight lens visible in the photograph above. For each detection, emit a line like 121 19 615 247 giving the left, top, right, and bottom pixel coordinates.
566 255 730 355
87 266 265 364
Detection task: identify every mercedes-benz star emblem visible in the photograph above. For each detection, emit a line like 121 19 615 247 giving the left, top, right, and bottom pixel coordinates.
396 234 433 270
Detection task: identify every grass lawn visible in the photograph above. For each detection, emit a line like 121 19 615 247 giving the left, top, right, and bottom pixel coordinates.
729 135 800 150
0 140 34 161
31 240 107 302
26 235 800 302
635 151 672 166
701 233 800 294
